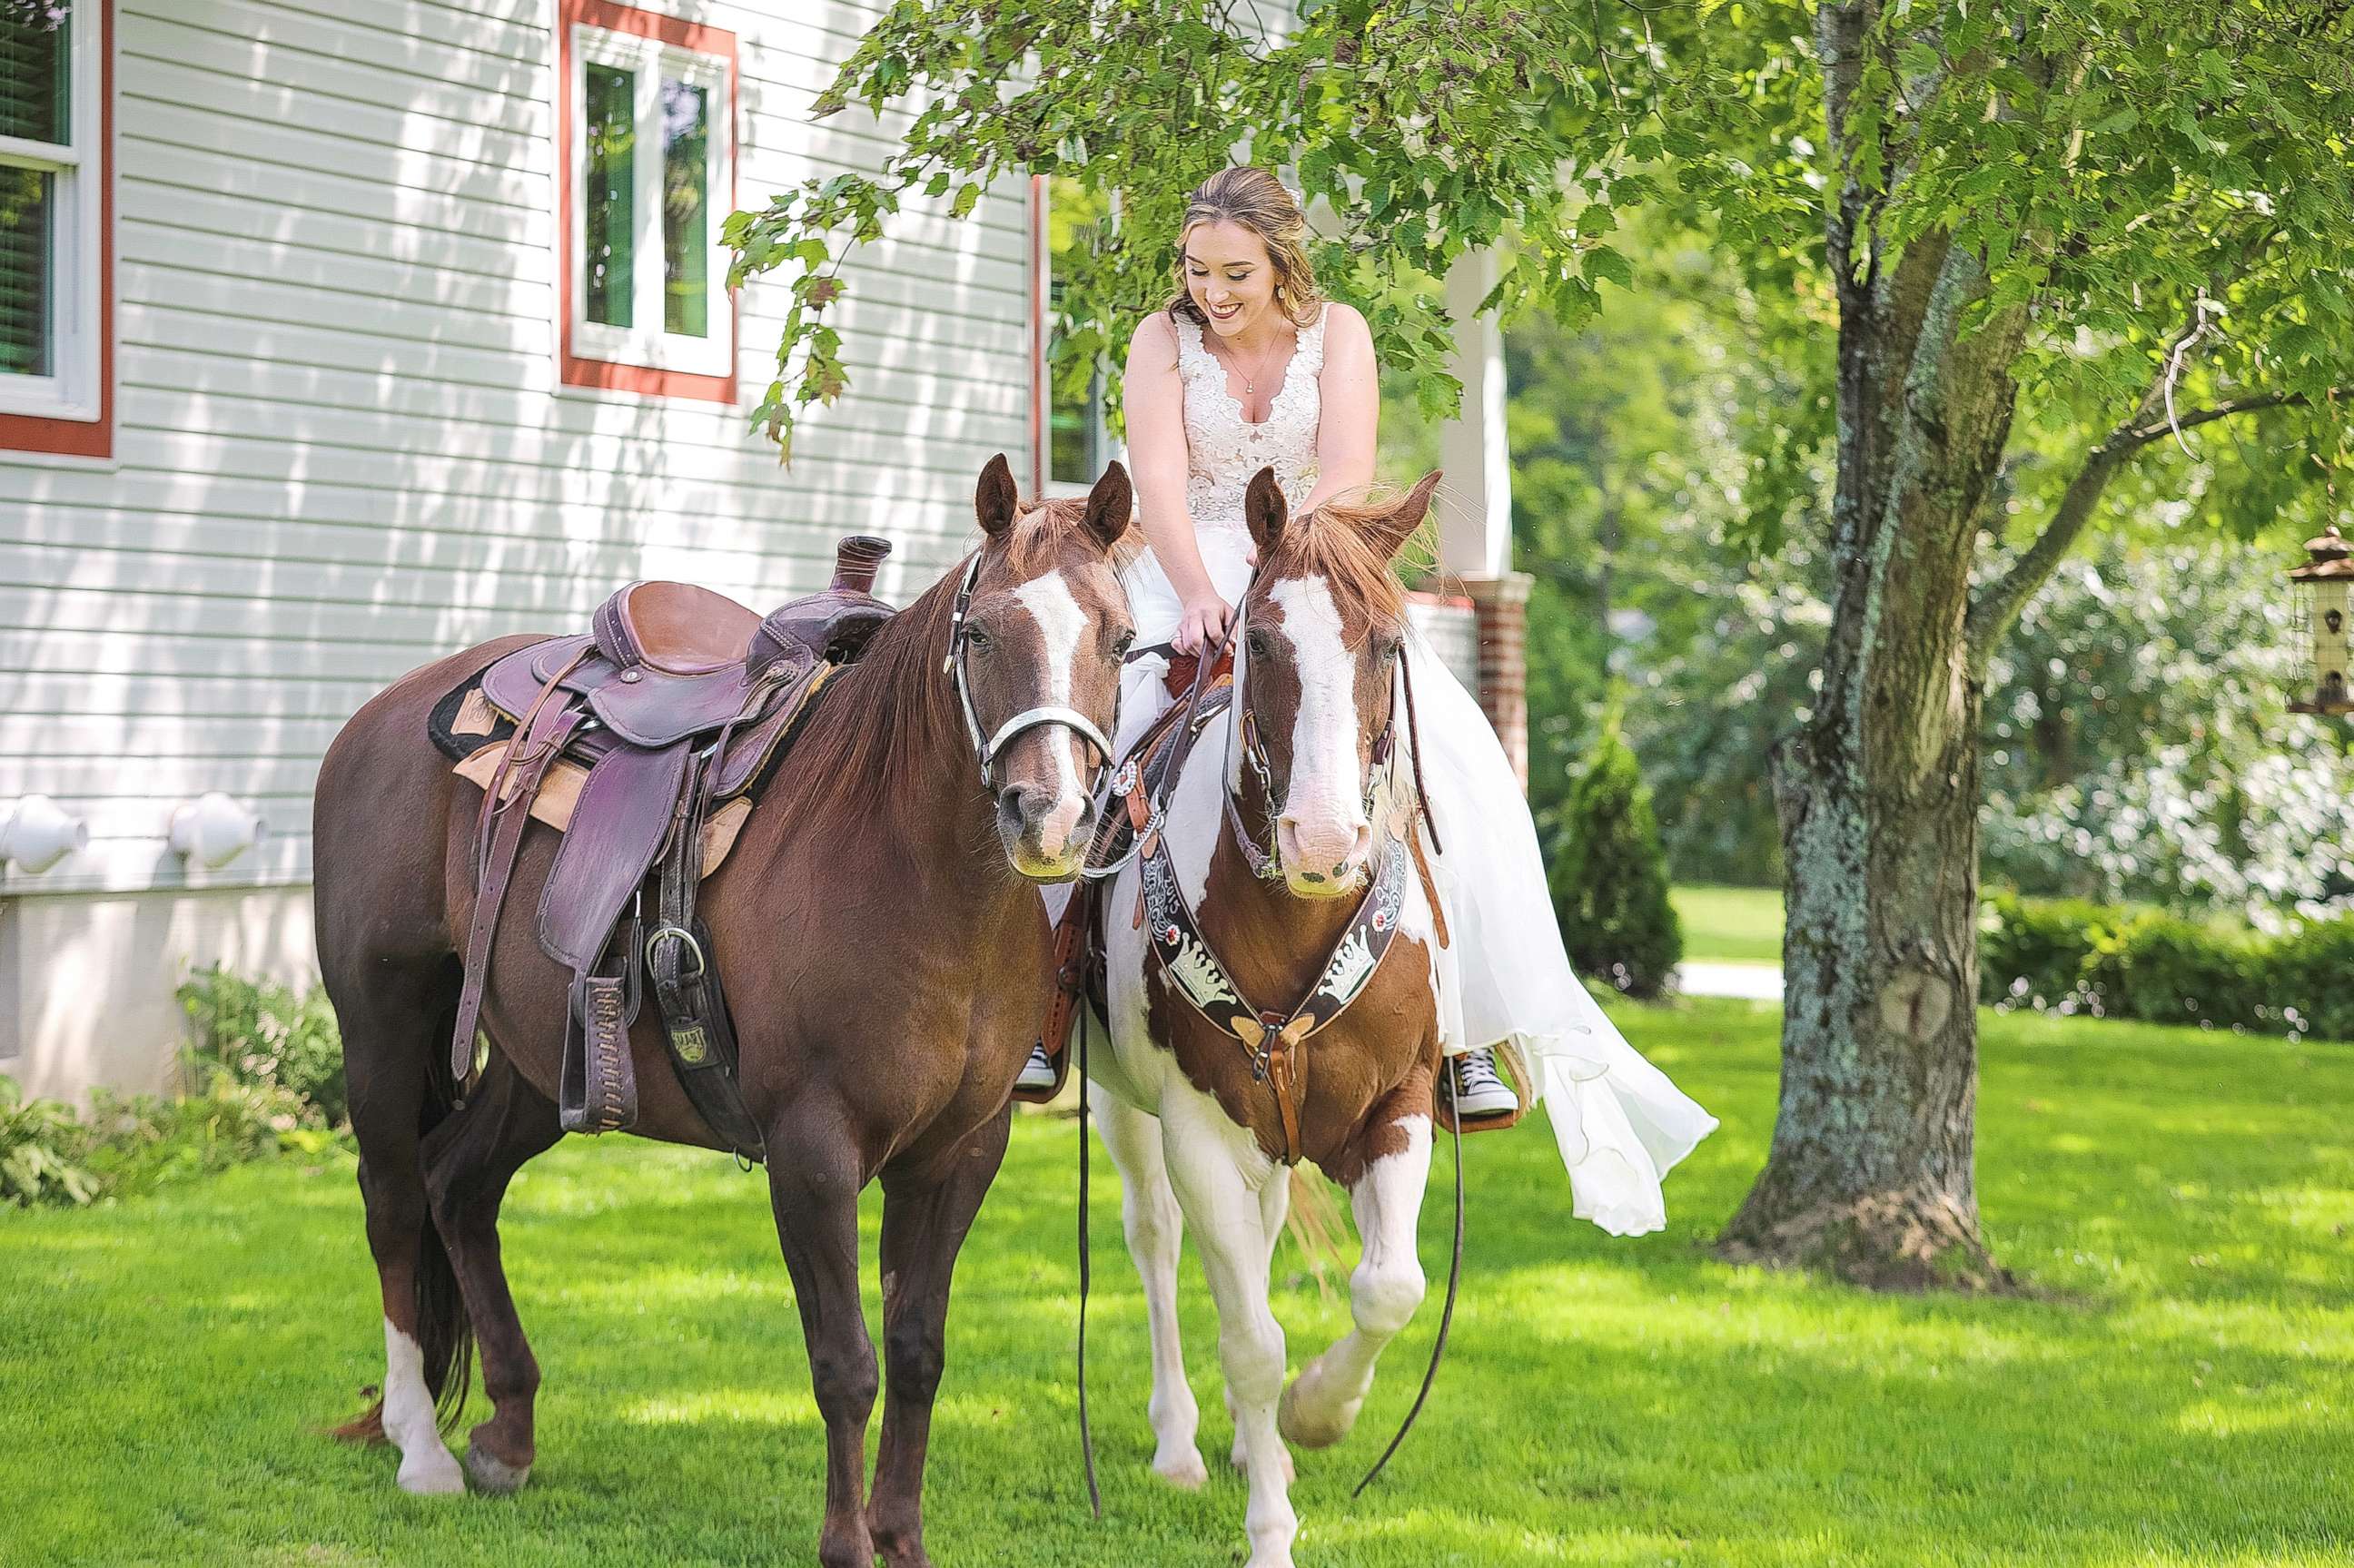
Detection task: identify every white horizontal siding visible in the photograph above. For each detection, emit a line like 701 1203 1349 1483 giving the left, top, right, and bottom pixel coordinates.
0 0 1043 895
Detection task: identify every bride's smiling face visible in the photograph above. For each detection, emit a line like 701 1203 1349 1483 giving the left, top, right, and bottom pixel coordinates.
1183 220 1281 340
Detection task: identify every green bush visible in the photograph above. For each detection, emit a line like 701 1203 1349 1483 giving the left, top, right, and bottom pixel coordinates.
176 965 346 1127
0 1079 102 1207
2257 914 2354 1042
1980 891 2354 1041
78 1070 326 1198
1546 705 1683 999
1 969 351 1210
1977 891 2114 1014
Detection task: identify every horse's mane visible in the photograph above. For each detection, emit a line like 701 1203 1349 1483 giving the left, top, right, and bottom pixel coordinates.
779 495 1109 823
1261 497 1413 640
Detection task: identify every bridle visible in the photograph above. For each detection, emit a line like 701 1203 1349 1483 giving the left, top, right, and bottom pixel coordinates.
1220 611 1404 883
944 548 1117 791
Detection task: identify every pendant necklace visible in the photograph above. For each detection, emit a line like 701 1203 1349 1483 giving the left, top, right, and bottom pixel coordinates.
1217 318 1287 399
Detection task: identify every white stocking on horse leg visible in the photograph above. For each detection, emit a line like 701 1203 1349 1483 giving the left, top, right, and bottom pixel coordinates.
1089 1085 1206 1489
381 1317 464 1495
1229 1173 1294 1479
1159 1100 1297 1568
1280 1116 1432 1449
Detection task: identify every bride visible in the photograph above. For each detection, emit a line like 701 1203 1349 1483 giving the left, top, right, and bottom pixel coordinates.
1024 164 1716 1235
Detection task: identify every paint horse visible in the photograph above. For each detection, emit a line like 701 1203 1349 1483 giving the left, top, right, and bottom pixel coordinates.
1080 468 1451 1568
311 456 1134 1568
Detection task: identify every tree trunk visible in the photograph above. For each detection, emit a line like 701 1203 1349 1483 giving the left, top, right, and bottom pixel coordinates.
1718 695 2006 1290
1715 211 2025 1288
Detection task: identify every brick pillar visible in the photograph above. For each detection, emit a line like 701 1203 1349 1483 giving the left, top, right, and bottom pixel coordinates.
1460 570 1534 791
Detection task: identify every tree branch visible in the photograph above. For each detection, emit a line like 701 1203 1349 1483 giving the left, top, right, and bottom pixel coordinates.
1964 387 2324 674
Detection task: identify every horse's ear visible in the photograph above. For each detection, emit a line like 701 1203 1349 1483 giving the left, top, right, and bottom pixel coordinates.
976 453 1020 538
1366 468 1442 560
1083 460 1133 549
1245 466 1288 557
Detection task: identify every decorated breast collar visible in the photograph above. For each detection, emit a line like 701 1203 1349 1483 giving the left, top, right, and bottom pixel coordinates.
1136 805 1410 1165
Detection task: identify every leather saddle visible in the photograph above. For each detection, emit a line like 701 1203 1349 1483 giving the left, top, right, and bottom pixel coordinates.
449 536 896 1153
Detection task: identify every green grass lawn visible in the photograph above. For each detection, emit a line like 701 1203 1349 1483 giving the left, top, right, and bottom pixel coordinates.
1671 883 1786 965
3 1001 2349 1566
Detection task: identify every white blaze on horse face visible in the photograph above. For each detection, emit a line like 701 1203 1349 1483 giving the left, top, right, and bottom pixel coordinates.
1269 576 1371 890
1014 571 1093 852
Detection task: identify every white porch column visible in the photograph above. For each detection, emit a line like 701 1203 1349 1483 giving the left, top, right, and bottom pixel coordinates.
1433 247 1533 787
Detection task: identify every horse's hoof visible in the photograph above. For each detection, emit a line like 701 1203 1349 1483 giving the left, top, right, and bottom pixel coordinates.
1152 1447 1209 1490
1276 1376 1360 1450
462 1445 531 1495
395 1450 466 1496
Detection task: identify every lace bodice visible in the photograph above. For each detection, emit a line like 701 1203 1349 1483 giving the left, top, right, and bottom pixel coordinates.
1174 301 1329 528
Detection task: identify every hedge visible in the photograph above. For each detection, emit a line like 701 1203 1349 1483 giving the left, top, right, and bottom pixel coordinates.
1979 889 2354 1040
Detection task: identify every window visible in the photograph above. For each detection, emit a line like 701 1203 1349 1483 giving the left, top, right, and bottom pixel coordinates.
558 2 734 400
0 0 109 456
1036 173 1112 493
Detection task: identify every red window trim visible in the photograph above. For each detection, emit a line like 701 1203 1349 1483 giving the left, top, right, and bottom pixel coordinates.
0 0 114 459
1028 174 1048 498
555 0 738 404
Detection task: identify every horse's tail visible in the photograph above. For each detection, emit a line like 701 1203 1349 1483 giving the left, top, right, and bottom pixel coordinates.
1283 1166 1350 1296
331 1019 476 1444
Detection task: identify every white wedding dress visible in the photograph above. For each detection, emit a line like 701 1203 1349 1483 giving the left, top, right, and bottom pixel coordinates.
1108 301 1717 1236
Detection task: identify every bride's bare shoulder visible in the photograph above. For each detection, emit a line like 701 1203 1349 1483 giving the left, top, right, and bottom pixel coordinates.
1127 308 1183 370
1320 299 1371 342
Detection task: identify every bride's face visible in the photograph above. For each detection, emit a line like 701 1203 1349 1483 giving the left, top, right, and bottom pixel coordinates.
1183 220 1281 340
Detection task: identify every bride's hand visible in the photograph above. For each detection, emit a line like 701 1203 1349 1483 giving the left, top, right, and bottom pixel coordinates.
1173 591 1234 656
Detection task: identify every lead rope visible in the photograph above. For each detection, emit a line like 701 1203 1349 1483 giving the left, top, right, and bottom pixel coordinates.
1076 1000 1103 1519
1352 1063 1465 1497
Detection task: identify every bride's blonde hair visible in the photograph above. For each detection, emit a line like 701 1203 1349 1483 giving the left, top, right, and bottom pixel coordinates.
1162 166 1326 330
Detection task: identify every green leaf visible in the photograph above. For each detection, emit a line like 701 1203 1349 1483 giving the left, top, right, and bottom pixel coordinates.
1586 246 1634 290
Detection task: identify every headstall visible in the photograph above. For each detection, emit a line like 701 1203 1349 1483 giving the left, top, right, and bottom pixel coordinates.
945 549 1117 788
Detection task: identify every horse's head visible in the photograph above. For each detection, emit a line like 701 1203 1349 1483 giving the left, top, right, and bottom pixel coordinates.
958 453 1136 881
1233 466 1441 900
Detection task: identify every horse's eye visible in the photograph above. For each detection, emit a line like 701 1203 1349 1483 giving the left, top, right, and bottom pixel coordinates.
1113 630 1136 658
964 626 992 653
1246 629 1271 660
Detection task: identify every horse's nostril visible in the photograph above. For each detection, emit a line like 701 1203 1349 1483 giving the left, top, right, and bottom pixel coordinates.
1301 869 1325 884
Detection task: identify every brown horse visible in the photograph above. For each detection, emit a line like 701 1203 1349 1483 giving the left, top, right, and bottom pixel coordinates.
1080 468 1447 1568
312 456 1134 1568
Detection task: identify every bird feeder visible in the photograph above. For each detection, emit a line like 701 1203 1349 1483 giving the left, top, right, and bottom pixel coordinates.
2289 525 2354 715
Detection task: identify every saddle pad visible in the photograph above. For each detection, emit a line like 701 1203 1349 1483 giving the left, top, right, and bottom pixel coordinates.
453 744 753 879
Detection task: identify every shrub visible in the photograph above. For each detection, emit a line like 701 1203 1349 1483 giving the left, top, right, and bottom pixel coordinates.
1547 704 1683 999
2091 911 2271 1033
1977 890 2114 1013
176 965 346 1128
1980 891 2354 1041
0 968 352 1210
77 1070 319 1198
0 1078 102 1207
2254 914 2354 1043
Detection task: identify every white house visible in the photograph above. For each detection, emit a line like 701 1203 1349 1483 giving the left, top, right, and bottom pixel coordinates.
0 0 1523 1101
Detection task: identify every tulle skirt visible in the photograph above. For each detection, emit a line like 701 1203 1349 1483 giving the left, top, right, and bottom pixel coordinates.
1115 527 1718 1236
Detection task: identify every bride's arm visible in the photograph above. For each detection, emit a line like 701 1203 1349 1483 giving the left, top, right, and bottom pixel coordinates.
1123 311 1231 650
1295 301 1380 516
